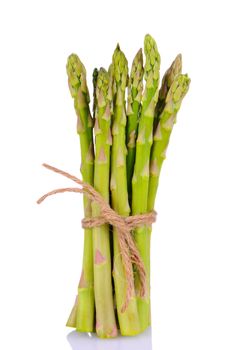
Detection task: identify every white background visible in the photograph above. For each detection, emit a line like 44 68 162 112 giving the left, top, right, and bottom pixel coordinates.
0 0 232 349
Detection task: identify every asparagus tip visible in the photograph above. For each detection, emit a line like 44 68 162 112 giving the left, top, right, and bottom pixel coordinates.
128 48 144 94
134 48 143 64
144 34 160 80
112 45 128 90
93 68 99 82
173 53 182 74
66 53 89 98
167 73 191 104
176 53 182 62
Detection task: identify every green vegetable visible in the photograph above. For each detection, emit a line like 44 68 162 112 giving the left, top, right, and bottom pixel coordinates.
126 49 144 204
155 54 182 119
92 68 98 119
92 68 117 338
110 46 140 335
131 34 161 331
148 73 191 211
57 35 190 338
66 54 95 332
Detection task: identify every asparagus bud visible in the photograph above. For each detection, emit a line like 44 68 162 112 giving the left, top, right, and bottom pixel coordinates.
92 67 99 119
155 54 182 120
126 49 144 204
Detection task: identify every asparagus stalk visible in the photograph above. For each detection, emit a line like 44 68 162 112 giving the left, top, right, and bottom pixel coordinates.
92 68 98 119
146 54 183 212
66 54 95 332
131 34 161 331
92 68 118 338
110 46 140 335
154 54 182 134
126 49 144 204
148 74 191 211
146 76 190 330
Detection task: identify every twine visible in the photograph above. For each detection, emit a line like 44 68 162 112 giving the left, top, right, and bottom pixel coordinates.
37 163 157 312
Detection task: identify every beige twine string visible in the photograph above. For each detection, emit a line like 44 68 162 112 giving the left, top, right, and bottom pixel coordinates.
37 163 157 312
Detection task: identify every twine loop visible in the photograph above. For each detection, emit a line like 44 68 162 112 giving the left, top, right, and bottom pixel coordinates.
37 163 157 312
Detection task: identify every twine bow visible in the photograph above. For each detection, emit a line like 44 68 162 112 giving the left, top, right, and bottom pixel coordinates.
37 163 157 312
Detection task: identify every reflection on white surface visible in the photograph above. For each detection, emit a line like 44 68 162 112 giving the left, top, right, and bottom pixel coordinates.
67 327 152 350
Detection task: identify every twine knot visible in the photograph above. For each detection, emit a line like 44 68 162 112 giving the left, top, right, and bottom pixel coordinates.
37 163 157 312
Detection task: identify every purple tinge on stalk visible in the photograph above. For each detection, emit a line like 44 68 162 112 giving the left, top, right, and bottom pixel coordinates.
98 147 107 163
78 270 87 288
95 249 106 264
109 324 118 337
95 321 118 338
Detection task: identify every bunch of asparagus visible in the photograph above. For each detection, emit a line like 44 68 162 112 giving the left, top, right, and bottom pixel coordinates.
66 34 190 338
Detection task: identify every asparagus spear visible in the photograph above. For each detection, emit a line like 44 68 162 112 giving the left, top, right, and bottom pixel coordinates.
110 46 140 335
131 34 161 331
92 68 98 119
146 75 190 328
148 74 190 211
66 54 95 332
126 49 144 205
147 54 183 211
155 54 182 122
92 68 118 338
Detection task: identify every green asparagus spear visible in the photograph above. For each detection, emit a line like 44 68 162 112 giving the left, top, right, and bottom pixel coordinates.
155 54 182 121
148 74 190 211
126 49 144 205
131 34 161 331
111 46 140 335
92 68 98 119
92 68 118 338
66 54 95 332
